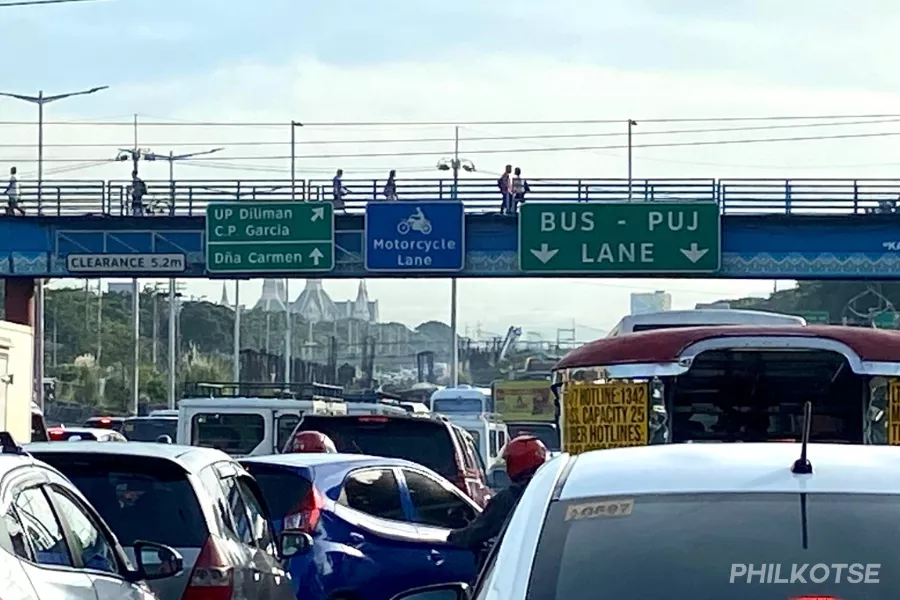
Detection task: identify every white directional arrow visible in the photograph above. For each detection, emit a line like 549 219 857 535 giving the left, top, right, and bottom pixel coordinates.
680 243 709 264
310 207 325 221
309 248 324 265
530 243 559 264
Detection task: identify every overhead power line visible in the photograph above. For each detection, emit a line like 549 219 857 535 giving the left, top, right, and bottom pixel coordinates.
0 0 105 6
2 113 900 127
7 129 900 164
2 117 898 149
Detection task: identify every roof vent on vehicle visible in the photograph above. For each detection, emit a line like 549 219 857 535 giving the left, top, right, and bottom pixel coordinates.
790 401 813 475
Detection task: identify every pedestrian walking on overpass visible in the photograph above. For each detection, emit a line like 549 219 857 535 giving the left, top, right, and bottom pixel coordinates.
4 166 24 216
383 169 398 200
332 169 351 213
498 164 513 215
130 170 147 216
511 167 529 214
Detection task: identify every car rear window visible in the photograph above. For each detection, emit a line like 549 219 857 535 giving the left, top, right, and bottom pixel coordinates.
299 417 458 478
191 413 264 455
55 431 98 441
30 452 208 548
122 418 177 442
528 493 898 600
240 462 312 521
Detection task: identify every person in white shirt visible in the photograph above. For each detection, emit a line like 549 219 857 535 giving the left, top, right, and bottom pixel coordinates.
3 167 23 216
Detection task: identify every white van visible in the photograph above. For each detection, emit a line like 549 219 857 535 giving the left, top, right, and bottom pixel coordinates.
430 385 490 414
606 309 807 337
177 396 347 456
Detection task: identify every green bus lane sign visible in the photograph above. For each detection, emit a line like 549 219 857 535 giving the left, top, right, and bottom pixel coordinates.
518 202 721 274
206 202 335 274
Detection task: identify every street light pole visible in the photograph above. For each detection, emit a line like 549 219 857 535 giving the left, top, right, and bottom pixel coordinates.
0 85 108 411
627 119 637 201
436 127 475 388
233 281 241 381
289 121 303 200
167 281 177 409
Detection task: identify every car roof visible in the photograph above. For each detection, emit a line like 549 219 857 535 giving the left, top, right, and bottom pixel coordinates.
124 415 177 421
559 443 900 501
0 453 41 477
84 416 125 421
25 441 232 473
240 452 424 471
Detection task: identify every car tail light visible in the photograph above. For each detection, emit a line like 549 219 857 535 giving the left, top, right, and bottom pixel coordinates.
284 487 325 534
181 536 233 600
48 428 65 441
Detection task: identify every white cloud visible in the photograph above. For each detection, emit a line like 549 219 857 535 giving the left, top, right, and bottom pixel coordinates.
18 51 898 335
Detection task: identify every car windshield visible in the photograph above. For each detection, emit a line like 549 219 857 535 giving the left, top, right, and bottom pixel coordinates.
299 416 458 478
528 493 898 599
122 418 177 442
30 452 208 548
507 423 560 450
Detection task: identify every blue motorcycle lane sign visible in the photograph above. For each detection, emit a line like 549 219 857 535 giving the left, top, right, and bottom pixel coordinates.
364 201 466 272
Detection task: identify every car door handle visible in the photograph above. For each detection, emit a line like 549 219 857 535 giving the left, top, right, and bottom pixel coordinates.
429 549 445 566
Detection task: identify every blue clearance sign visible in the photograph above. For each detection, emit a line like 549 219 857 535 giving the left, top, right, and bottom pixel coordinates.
365 202 465 272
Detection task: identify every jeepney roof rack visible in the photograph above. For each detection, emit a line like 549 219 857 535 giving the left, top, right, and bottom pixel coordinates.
185 381 345 402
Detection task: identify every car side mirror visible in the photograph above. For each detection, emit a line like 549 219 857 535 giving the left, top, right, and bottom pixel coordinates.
133 540 184 581
279 529 313 559
390 582 470 600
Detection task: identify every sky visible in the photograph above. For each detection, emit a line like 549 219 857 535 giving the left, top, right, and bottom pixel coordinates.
6 0 900 339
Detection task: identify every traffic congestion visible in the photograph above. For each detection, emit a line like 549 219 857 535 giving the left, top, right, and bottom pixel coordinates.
4 308 900 599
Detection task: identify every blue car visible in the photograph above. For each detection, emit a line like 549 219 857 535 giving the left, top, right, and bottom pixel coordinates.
240 453 481 600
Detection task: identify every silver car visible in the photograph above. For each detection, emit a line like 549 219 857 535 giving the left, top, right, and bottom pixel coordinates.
28 441 301 600
0 433 181 598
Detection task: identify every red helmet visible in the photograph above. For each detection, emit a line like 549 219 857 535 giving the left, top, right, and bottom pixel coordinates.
503 435 549 481
284 431 337 453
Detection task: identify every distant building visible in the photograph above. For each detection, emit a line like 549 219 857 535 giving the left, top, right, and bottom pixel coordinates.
255 278 378 323
630 291 671 315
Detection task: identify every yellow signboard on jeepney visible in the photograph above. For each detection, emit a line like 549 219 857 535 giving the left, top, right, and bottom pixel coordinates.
493 381 554 422
889 380 900 445
562 382 649 454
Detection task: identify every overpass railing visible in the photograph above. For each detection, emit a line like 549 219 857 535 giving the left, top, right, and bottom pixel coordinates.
6 178 900 217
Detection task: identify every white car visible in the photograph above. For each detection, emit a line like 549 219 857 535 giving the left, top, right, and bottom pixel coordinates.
0 432 181 599
393 442 900 600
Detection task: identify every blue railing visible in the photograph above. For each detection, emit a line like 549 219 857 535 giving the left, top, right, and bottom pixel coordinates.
7 178 900 217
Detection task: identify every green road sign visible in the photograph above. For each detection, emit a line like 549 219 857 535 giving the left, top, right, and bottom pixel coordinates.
798 311 829 324
205 202 334 274
518 202 721 274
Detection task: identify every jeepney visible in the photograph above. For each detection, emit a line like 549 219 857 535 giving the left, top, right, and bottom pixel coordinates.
551 325 900 454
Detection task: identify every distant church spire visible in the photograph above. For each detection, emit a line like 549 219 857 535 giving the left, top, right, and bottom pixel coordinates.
219 282 230 307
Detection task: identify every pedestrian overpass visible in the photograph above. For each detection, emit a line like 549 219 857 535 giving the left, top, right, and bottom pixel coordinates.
1 177 898 281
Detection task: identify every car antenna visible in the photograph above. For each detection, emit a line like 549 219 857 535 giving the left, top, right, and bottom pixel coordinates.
791 400 813 474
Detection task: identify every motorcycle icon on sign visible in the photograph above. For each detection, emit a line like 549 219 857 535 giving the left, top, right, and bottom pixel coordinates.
397 207 433 235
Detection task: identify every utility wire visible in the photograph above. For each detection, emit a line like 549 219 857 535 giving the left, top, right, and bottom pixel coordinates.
3 113 900 127
3 117 898 149
8 129 900 163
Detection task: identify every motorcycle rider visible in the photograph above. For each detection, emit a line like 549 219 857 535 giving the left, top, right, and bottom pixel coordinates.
283 430 338 453
446 435 549 551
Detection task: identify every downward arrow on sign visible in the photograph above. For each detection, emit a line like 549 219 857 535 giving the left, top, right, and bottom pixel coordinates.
309 248 324 265
680 243 709 263
530 243 559 264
